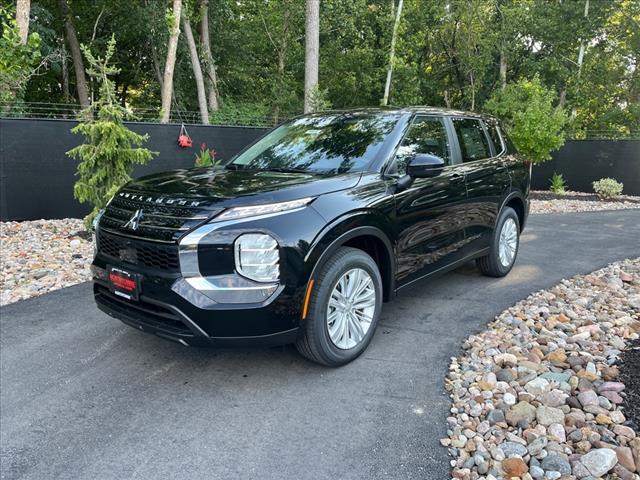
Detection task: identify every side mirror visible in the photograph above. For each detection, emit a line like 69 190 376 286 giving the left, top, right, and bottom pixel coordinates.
407 154 445 178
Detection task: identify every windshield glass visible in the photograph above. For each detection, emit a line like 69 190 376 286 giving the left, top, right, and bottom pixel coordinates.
228 112 400 174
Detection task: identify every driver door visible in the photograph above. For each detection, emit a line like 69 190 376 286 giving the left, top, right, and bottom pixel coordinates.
392 116 469 287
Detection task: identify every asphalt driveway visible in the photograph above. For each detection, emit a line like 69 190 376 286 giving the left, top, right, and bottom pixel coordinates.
1 210 639 480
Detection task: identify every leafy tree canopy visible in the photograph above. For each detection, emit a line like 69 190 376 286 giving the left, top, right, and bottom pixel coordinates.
485 75 567 164
4 0 638 138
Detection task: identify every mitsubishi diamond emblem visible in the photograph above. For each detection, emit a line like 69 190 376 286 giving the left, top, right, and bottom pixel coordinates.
123 209 144 231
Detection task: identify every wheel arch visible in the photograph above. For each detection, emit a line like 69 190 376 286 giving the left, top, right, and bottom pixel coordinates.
499 191 527 232
304 217 396 304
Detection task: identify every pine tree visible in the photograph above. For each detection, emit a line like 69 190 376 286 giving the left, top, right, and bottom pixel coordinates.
67 35 156 229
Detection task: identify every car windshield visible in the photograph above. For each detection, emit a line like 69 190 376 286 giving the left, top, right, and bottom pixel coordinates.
227 112 400 174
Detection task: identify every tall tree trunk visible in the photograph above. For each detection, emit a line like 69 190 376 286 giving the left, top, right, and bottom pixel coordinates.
16 0 30 45
499 50 507 89
199 0 220 112
576 0 589 82
303 0 320 113
382 0 403 106
160 0 182 124
572 0 589 117
182 14 209 124
469 71 475 111
273 48 286 124
150 41 164 92
58 0 90 107
558 88 567 108
61 40 70 103
121 83 128 107
444 88 451 108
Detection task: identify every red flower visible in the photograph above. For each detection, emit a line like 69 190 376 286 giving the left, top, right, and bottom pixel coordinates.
201 143 206 150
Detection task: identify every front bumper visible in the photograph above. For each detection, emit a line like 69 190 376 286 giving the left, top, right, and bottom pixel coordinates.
92 262 302 347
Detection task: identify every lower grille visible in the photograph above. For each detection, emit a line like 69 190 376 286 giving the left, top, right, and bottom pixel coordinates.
98 231 180 272
95 286 193 337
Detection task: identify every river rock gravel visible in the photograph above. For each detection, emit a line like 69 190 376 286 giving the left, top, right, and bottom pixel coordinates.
1 219 93 306
530 191 640 215
444 258 640 480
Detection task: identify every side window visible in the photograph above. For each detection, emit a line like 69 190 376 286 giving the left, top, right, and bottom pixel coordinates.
486 121 504 155
394 116 451 175
452 118 492 163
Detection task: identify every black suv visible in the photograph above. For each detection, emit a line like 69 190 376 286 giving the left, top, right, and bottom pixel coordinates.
92 107 529 366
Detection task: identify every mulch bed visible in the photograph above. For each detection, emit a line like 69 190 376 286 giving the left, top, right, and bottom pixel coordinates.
619 338 640 432
530 190 640 204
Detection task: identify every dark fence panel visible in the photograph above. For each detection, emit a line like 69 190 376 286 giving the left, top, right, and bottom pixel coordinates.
531 140 640 195
1 120 638 221
0 118 267 221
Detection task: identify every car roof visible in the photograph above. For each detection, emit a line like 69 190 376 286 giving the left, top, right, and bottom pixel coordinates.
304 106 496 121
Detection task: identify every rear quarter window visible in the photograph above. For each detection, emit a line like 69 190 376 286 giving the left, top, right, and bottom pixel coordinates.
486 121 505 155
452 118 492 162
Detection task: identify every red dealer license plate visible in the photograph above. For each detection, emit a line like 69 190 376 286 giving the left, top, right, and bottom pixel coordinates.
108 266 141 301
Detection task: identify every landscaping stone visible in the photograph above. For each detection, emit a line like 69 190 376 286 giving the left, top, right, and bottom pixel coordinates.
536 406 564 426
444 258 640 479
503 457 528 477
540 452 571 475
506 401 537 427
1 219 93 306
580 448 618 477
529 190 640 214
500 441 528 458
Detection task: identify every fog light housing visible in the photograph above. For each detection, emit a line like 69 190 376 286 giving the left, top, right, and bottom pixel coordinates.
234 233 279 282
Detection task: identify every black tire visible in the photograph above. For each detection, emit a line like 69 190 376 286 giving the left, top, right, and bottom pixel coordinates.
295 247 383 367
476 206 520 277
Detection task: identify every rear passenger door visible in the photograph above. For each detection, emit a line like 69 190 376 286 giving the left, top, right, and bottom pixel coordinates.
452 117 511 249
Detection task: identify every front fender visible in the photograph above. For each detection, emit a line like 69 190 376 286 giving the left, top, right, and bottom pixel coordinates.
302 210 396 299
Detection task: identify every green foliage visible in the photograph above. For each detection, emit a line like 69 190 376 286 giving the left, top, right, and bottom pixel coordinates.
549 172 567 194
307 85 332 112
485 76 567 164
592 178 623 200
66 35 157 229
0 5 42 106
195 143 220 167
12 0 640 139
209 100 274 126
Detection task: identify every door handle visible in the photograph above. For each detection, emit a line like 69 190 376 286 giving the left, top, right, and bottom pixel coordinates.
450 173 464 182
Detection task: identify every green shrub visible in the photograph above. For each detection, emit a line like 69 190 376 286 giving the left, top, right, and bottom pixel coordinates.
66 35 156 229
549 172 567 194
484 75 567 165
592 178 623 200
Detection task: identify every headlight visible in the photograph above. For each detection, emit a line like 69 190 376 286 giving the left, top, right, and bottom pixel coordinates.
216 197 314 222
234 233 279 282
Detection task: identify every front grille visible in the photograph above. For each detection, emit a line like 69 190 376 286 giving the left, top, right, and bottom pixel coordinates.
100 192 220 242
98 230 180 272
95 285 193 336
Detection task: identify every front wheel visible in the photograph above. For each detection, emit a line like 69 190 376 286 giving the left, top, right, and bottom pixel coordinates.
296 247 383 366
476 206 520 277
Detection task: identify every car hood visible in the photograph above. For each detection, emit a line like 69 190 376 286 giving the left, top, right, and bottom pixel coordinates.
99 168 362 242
124 167 362 208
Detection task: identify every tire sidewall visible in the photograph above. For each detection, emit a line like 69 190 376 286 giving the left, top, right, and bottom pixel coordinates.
310 250 383 365
492 207 520 276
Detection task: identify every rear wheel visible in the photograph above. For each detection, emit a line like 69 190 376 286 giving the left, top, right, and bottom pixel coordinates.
476 206 520 277
296 247 382 366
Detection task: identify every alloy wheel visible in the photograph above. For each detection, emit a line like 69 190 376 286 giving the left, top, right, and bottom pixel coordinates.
498 217 518 267
326 268 376 350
